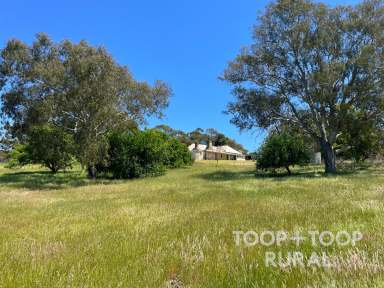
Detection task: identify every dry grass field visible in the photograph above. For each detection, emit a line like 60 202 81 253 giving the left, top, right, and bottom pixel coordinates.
0 161 383 287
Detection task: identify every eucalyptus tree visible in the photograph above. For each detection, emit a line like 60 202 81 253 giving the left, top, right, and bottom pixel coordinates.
0 33 171 177
222 0 384 173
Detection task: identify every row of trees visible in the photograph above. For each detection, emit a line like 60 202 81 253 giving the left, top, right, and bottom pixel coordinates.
2 0 384 176
222 0 384 173
0 34 175 178
154 125 247 153
7 124 193 177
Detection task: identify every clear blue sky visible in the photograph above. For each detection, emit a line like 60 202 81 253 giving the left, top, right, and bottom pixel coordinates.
1 0 360 151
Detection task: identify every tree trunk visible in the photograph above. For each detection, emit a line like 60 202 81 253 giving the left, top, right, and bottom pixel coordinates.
87 165 97 179
285 166 291 175
320 139 336 174
47 162 58 173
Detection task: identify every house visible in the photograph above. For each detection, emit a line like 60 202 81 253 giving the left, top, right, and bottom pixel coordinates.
188 141 245 161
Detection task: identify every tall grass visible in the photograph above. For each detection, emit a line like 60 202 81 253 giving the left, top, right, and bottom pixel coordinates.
0 161 383 287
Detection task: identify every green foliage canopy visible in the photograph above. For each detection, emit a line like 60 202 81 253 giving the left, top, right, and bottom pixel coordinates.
222 0 384 173
0 34 171 176
105 130 192 179
6 125 75 173
257 131 311 175
336 110 383 162
27 125 75 173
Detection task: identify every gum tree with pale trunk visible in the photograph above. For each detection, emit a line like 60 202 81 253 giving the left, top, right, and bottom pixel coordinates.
0 34 171 178
222 0 384 173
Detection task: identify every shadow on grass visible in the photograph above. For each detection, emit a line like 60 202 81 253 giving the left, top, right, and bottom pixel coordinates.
0 170 99 190
196 164 381 182
196 169 257 181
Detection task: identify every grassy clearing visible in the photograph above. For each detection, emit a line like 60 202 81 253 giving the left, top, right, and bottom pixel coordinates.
0 161 384 287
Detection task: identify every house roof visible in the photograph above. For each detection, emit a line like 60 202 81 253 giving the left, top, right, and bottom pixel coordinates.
214 145 244 155
188 143 244 156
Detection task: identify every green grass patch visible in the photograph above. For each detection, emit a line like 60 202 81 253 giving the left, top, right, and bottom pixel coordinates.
0 161 383 287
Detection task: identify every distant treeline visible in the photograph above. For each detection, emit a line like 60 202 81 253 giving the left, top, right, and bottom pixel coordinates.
154 125 247 153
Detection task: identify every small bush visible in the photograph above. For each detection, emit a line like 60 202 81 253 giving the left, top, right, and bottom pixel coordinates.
6 125 75 172
28 125 75 173
257 131 310 175
164 138 193 168
5 144 31 168
106 130 192 179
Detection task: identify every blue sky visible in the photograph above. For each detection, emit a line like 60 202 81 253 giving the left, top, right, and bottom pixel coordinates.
1 0 361 151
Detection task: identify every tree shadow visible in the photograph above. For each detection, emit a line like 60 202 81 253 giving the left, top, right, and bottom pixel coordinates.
195 165 378 182
0 170 105 190
254 170 347 182
196 170 256 182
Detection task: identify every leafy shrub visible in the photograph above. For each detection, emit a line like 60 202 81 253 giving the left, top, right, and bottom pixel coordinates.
8 125 75 173
335 111 382 162
106 130 192 179
164 138 193 168
5 144 31 168
257 131 310 175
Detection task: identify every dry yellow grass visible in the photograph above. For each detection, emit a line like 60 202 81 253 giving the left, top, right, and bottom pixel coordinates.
0 161 383 287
